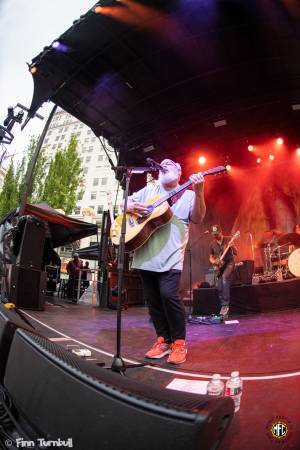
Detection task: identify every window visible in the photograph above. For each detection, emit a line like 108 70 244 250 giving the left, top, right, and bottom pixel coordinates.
61 135 65 140
74 207 81 215
101 177 108 186
97 205 103 214
93 178 99 186
88 146 93 152
52 144 56 149
91 192 97 200
86 156 91 163
84 138 89 143
48 130 52 136
44 138 48 144
83 168 88 175
98 155 104 162
92 137 96 142
64 127 69 132
55 136 59 141
80 123 84 128
77 191 83 200
59 128 63 133
87 130 91 135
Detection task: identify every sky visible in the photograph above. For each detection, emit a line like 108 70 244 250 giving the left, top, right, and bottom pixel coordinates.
0 0 95 167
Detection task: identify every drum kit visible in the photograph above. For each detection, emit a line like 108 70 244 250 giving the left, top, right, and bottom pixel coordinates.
257 229 300 282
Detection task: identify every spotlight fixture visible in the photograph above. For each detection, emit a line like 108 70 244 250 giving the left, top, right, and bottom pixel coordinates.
247 145 254 152
296 148 300 155
30 66 38 74
198 156 206 165
269 154 275 160
225 165 232 171
276 137 283 145
257 157 261 164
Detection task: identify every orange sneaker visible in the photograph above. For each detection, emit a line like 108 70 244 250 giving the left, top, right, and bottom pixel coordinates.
145 336 171 359
167 339 187 364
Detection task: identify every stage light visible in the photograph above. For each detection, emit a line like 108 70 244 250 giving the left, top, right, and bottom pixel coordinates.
296 148 300 155
225 165 232 171
30 66 38 74
247 145 254 152
94 5 103 13
276 137 283 145
198 156 206 165
269 154 275 160
52 41 60 49
257 157 261 164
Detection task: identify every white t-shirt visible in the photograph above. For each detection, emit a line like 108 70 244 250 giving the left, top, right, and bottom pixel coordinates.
129 182 195 272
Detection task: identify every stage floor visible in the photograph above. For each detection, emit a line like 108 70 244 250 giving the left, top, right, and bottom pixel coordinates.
20 300 300 450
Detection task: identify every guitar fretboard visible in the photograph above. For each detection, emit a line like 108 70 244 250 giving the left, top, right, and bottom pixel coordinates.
151 166 226 209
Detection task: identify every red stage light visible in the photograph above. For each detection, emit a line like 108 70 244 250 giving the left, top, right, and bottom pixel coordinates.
257 157 261 164
269 154 275 160
276 137 283 145
247 145 254 152
296 148 300 155
198 156 206 165
225 165 232 171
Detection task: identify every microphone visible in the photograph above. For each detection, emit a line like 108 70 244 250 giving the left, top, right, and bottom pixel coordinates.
146 158 166 173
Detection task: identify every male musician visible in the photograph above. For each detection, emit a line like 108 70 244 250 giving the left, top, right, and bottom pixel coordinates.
209 225 237 319
124 159 206 364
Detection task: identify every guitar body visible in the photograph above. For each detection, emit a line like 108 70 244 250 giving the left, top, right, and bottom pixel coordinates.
111 195 173 253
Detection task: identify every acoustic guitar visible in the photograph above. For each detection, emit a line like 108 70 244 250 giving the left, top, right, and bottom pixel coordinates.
111 166 226 253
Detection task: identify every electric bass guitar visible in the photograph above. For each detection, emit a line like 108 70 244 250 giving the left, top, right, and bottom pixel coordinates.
212 230 240 278
110 166 226 253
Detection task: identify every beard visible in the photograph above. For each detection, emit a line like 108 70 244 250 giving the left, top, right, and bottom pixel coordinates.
158 169 179 185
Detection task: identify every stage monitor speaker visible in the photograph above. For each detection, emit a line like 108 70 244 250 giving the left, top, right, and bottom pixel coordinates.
9 265 46 310
0 303 34 381
231 260 254 286
193 288 220 315
4 329 234 450
16 217 46 269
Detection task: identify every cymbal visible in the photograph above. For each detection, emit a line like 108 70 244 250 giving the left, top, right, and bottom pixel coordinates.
262 229 283 239
278 232 300 247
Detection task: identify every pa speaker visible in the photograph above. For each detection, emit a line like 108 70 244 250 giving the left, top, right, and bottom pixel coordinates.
9 265 46 310
193 288 220 315
4 329 234 450
0 303 34 380
15 217 46 269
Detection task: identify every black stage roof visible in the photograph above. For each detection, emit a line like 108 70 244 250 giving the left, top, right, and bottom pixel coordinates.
27 0 300 165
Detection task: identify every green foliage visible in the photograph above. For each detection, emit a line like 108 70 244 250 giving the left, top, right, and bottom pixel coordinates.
0 134 83 219
0 162 18 218
41 135 83 214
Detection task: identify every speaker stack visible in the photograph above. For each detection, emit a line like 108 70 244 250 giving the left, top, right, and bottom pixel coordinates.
8 217 46 310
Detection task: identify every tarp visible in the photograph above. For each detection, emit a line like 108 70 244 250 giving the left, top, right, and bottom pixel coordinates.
0 203 97 248
76 243 99 261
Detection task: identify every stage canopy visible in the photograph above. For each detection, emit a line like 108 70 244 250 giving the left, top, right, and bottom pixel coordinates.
27 0 300 166
76 243 99 260
0 203 97 248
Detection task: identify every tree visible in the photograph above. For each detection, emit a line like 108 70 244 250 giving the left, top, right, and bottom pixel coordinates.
0 162 19 218
16 136 48 204
41 135 83 214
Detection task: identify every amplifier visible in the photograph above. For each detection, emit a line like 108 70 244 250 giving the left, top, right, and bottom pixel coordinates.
231 260 254 285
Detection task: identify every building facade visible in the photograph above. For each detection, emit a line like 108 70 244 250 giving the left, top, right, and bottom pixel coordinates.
43 108 123 257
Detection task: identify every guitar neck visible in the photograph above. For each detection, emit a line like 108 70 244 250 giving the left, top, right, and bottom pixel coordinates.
152 165 226 209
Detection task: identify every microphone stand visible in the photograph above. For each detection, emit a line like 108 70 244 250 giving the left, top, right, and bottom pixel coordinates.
110 164 156 375
186 232 210 320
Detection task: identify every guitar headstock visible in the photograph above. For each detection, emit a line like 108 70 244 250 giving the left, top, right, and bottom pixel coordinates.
232 230 240 241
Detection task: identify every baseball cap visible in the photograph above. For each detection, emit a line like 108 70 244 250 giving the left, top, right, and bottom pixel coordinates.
211 224 222 234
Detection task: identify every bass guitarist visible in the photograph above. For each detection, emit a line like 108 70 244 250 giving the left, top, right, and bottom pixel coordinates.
123 159 206 365
209 225 237 319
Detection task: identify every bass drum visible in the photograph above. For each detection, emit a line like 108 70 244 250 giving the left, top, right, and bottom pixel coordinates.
288 248 300 277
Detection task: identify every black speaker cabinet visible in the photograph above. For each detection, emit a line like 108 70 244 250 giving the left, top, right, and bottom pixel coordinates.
4 329 234 450
9 265 46 310
0 303 34 380
231 260 254 286
193 288 220 315
16 218 46 269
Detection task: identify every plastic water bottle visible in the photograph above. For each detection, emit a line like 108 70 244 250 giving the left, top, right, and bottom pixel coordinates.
225 371 243 412
206 374 224 396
